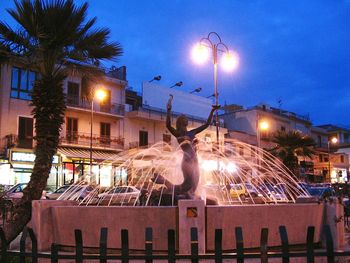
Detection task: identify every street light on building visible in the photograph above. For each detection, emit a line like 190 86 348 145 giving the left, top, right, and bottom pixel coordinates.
327 137 338 183
90 88 107 180
190 87 202 94
169 81 183 89
149 75 161 82
191 32 239 145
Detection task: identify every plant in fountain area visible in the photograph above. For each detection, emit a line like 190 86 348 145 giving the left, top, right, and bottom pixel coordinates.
269 131 315 178
0 0 122 243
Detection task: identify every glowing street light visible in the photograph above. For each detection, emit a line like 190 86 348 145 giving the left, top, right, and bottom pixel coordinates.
90 88 107 179
259 120 269 131
327 136 338 183
191 32 239 145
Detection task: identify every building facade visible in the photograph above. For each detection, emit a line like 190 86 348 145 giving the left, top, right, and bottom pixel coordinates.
0 61 127 189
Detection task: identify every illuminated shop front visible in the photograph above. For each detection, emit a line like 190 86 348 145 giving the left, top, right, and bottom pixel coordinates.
8 149 60 190
58 147 127 187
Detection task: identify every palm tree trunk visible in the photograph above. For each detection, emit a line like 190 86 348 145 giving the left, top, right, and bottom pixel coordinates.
2 76 65 243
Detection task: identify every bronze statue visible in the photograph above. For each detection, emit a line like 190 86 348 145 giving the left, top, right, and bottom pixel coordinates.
153 95 219 200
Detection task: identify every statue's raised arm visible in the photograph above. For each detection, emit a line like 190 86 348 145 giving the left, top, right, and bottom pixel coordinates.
190 105 220 135
166 95 178 137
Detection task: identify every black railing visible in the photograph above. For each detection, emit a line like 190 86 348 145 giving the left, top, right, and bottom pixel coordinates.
0 224 348 262
60 132 124 149
66 95 125 116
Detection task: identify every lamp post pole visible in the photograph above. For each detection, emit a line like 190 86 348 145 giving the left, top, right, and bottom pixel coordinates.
327 141 331 183
90 94 94 178
212 44 220 146
192 32 239 147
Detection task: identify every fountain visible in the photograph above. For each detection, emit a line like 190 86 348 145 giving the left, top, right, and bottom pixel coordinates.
28 97 345 253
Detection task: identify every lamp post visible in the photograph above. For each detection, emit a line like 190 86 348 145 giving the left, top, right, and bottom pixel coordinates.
191 32 239 145
90 88 107 180
327 137 338 183
256 115 269 167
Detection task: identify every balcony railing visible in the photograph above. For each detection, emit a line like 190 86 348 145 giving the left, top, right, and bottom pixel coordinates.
1 134 33 151
60 132 124 150
66 96 125 116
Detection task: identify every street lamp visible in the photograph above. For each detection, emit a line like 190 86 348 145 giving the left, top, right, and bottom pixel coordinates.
327 137 338 183
191 32 239 145
257 119 269 149
169 81 183 89
90 88 107 180
149 75 161 82
190 87 202 94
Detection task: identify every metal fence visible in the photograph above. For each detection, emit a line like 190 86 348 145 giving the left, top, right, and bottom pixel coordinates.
0 224 349 263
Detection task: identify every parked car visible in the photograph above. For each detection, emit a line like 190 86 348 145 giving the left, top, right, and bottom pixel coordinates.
97 186 141 205
244 183 260 198
46 184 94 201
1 183 47 203
307 187 335 199
229 184 247 200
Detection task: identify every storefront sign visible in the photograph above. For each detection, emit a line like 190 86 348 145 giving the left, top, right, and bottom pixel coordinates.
11 151 59 164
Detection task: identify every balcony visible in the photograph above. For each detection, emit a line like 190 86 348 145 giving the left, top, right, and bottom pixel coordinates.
66 96 125 116
60 132 124 150
1 134 33 152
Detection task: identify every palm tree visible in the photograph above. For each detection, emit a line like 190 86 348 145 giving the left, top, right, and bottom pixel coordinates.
269 131 315 177
0 0 122 242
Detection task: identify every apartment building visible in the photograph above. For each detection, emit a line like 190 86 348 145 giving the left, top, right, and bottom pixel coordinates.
222 103 349 183
0 61 127 189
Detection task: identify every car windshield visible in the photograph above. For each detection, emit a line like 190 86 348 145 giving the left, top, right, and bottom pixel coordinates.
308 188 326 196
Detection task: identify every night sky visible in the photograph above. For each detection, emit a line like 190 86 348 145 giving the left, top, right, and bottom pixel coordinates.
1 0 349 126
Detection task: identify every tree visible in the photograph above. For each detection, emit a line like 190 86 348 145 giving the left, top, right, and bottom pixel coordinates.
0 0 122 243
269 130 315 178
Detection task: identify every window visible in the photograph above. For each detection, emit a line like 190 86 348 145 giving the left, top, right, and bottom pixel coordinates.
239 146 244 156
139 130 148 147
67 82 80 106
341 155 344 163
66 118 78 143
280 126 286 132
100 122 111 145
11 67 36 100
317 135 322 147
18 117 33 149
100 90 111 113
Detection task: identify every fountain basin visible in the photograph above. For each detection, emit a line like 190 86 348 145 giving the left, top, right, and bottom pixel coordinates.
30 200 328 252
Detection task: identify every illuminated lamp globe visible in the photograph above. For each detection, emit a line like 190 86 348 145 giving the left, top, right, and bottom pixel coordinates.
221 51 239 72
331 137 338 144
95 89 107 101
191 43 209 64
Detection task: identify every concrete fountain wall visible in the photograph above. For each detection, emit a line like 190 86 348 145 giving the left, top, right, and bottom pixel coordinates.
29 200 344 253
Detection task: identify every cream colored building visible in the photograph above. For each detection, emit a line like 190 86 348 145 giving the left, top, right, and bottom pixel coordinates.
0 61 127 189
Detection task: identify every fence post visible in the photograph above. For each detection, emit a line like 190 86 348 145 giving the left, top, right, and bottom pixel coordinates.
191 227 199 263
260 228 268 263
75 229 83 263
121 229 129 263
145 227 153 263
279 226 289 263
323 225 334 263
50 243 59 263
306 226 315 263
0 227 7 263
168 229 176 263
28 228 38 263
215 229 222 263
19 227 28 263
235 227 244 263
99 228 108 263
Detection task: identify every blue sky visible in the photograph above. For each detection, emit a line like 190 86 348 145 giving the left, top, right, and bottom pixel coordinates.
1 0 349 126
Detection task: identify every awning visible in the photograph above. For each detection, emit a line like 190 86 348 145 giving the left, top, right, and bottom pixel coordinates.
57 147 119 162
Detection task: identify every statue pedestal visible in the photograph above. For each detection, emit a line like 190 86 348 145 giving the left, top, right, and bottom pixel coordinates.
178 199 205 254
